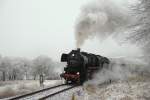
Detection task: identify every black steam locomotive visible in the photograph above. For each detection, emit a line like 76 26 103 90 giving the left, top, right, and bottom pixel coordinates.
60 48 110 84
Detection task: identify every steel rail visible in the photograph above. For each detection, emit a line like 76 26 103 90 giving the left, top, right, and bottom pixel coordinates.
39 85 79 100
8 84 67 100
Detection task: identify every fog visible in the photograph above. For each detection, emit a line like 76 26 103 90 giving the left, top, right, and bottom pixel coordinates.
0 0 140 62
0 0 90 61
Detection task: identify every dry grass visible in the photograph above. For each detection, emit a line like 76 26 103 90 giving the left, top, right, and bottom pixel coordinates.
120 96 133 100
128 74 150 82
84 84 96 95
0 86 17 99
0 80 61 99
71 93 76 100
0 80 39 99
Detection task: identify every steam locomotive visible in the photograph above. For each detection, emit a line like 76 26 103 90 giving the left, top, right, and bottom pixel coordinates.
60 48 110 84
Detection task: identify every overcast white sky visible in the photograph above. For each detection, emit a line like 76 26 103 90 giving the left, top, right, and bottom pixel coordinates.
0 0 141 61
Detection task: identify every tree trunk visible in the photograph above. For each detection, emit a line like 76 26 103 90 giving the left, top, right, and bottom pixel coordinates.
9 75 11 80
25 71 27 80
2 71 6 81
14 75 16 80
34 75 36 80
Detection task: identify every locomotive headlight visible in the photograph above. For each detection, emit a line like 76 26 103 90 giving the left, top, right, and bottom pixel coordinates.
77 72 80 75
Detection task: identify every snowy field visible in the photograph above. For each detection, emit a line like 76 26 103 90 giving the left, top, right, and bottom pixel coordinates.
0 77 150 100
74 75 150 100
36 75 150 100
0 80 62 99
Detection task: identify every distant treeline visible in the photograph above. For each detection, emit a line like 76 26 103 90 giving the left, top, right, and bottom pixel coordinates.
0 55 63 81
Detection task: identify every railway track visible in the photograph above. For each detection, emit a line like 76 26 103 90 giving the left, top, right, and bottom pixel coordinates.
7 84 79 100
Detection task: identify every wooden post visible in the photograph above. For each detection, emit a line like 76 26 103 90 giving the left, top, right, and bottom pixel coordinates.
71 93 76 100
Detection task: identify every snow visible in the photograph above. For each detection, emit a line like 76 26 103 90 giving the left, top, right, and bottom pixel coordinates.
0 80 62 99
74 76 150 100
16 85 72 100
1 78 150 100
45 86 83 100
1 77 150 100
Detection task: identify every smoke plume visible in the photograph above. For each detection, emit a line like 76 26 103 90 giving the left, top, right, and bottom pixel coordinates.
75 0 133 47
75 0 150 86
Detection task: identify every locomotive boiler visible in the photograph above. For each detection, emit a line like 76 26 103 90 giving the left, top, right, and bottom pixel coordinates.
60 48 110 84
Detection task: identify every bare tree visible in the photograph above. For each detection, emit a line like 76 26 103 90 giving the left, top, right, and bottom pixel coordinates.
0 56 33 81
32 56 55 80
0 57 12 81
129 0 150 55
10 58 32 80
0 55 61 81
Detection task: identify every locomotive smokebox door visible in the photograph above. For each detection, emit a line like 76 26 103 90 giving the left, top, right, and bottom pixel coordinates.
61 53 68 62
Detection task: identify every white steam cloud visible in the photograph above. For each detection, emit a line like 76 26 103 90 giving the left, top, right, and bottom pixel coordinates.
86 57 149 85
75 0 134 47
75 0 150 86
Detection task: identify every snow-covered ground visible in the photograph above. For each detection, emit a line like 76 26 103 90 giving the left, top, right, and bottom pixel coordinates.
74 75 150 100
1 77 149 100
0 80 62 99
34 75 150 100
46 86 82 100
80 81 150 100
